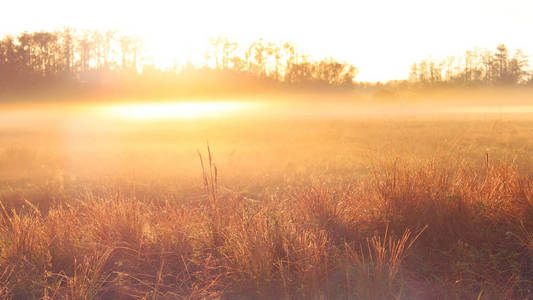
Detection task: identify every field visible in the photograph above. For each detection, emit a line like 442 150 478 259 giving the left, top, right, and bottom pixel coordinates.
1 95 533 299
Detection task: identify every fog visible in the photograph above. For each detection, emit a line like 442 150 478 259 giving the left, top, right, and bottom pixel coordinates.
2 91 533 184
3 90 533 127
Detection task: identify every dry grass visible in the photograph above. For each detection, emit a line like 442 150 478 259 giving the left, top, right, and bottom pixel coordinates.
0 109 533 299
0 154 532 299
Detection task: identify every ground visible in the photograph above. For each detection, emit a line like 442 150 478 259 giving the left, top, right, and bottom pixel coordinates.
0 96 533 298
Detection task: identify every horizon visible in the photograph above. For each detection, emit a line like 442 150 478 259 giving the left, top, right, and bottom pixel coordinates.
2 0 533 82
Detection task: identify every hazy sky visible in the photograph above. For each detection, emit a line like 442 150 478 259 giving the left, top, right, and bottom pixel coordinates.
2 0 532 81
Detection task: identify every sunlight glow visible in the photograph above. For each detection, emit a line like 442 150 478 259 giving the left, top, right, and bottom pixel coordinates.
102 101 255 120
3 0 532 81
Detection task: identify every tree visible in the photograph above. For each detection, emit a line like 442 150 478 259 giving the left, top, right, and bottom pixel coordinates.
494 44 509 83
508 49 529 84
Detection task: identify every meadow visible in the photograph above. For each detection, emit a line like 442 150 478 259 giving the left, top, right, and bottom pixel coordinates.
1 94 533 299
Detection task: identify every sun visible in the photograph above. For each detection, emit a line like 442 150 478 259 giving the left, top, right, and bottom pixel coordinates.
142 33 210 70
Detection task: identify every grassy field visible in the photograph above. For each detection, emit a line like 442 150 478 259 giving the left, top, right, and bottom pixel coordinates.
1 98 533 299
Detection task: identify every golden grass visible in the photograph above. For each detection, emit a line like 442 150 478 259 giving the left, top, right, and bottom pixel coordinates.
0 111 532 298
0 156 531 298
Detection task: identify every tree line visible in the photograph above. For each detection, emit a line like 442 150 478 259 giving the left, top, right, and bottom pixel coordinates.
409 44 531 87
1 28 533 97
0 29 358 95
204 37 358 86
0 29 142 90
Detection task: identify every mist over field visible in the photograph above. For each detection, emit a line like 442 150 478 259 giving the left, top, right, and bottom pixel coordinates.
2 4 533 296
2 88 533 298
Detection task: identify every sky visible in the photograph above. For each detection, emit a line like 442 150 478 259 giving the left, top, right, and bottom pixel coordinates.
1 0 532 82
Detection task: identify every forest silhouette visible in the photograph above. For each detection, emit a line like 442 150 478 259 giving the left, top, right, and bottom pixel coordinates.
0 28 532 100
